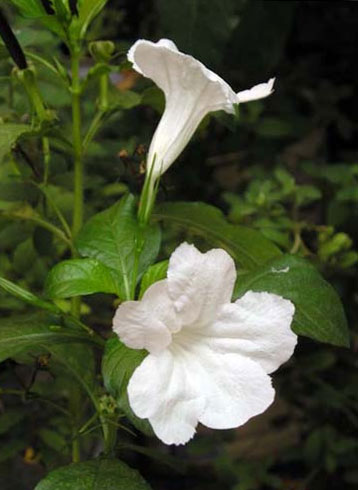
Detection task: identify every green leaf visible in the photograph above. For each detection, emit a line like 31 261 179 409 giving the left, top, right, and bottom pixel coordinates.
0 276 60 313
9 1 66 38
47 343 97 407
234 254 350 347
9 0 45 17
109 89 142 110
0 123 32 163
46 258 120 298
76 0 108 39
154 202 281 270
0 439 26 463
0 317 98 362
0 182 39 202
35 459 151 490
139 260 168 299
102 337 153 436
76 194 161 300
156 0 241 68
0 408 27 435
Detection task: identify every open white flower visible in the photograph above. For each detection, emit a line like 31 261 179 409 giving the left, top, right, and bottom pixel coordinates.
128 39 275 179
113 242 296 445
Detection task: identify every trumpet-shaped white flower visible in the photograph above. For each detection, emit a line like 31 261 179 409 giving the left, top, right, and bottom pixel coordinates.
128 39 275 179
113 242 296 445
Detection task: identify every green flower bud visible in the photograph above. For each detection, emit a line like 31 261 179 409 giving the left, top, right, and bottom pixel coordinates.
89 41 115 62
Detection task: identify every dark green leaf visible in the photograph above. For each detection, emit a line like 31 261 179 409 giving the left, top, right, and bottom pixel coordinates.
47 343 97 407
0 182 38 202
35 459 151 490
139 260 168 299
156 0 241 68
38 428 69 454
0 408 27 435
46 258 120 298
0 318 98 362
0 123 32 163
0 439 26 463
76 194 161 300
234 255 349 347
102 337 153 436
228 0 295 80
109 89 142 110
154 202 281 270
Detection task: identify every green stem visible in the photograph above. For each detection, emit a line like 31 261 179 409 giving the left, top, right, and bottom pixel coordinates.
71 50 83 239
42 137 50 184
21 214 73 249
82 72 109 153
137 155 159 226
69 46 84 461
37 184 72 239
69 388 81 463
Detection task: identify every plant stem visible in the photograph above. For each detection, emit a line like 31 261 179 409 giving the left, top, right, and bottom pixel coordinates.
42 137 50 184
37 184 72 239
71 50 83 239
82 72 109 153
69 45 83 461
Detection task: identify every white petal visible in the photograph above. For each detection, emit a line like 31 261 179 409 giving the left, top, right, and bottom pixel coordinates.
203 291 296 373
128 343 274 444
127 39 237 177
167 242 237 327
196 350 275 429
236 78 275 103
112 280 181 354
128 350 205 445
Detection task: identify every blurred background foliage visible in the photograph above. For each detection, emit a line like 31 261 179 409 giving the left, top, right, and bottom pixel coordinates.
0 0 357 489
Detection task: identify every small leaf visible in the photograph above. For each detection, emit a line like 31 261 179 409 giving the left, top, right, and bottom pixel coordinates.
154 201 281 270
76 194 161 300
139 260 168 298
109 89 142 110
46 258 120 298
35 458 151 490
9 0 45 17
234 254 350 347
0 276 60 313
102 337 153 435
0 123 32 163
76 0 108 39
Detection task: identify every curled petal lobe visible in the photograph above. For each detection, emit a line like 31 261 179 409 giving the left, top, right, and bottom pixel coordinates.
128 39 275 179
127 38 236 104
236 78 275 103
112 280 181 354
167 242 236 327
204 291 296 373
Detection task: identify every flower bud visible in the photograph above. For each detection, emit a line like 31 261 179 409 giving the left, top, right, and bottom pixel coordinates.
89 41 115 62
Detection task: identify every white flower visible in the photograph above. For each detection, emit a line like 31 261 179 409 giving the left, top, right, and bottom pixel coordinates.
112 242 296 446
128 39 275 179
